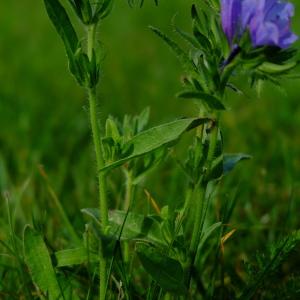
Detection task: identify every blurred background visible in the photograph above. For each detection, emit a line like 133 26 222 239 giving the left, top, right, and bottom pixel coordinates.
0 0 299 255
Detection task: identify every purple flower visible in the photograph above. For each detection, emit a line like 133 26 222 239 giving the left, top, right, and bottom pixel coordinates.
221 0 298 48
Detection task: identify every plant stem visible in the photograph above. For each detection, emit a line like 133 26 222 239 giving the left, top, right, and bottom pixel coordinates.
123 169 135 265
182 186 193 220
87 24 96 60
206 119 219 168
87 24 108 300
189 183 206 254
88 87 109 227
188 118 220 291
124 170 134 211
191 118 220 252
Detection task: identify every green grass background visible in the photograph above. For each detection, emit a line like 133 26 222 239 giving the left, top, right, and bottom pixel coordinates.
0 0 300 294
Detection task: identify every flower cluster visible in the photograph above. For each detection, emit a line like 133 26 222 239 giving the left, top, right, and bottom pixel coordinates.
221 0 298 48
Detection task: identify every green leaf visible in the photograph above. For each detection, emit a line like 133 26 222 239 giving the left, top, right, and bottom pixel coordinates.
110 210 164 244
44 0 78 54
149 26 197 74
105 117 121 142
191 4 204 33
209 153 250 181
24 226 62 300
68 0 93 24
132 147 167 185
93 0 114 22
44 0 87 86
100 118 209 172
55 247 98 267
209 154 224 180
171 15 199 50
223 153 251 174
258 61 298 74
193 22 211 51
82 209 166 245
136 244 187 294
197 222 222 253
177 90 225 110
137 106 150 133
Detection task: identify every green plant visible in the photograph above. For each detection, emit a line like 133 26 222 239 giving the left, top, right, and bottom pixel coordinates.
1 0 299 299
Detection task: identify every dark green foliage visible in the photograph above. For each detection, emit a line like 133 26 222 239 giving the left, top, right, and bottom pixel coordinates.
136 243 187 294
240 231 300 300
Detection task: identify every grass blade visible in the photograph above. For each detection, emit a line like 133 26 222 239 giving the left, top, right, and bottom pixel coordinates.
24 226 62 300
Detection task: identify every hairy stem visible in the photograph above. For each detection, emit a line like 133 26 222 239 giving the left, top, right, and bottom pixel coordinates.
88 87 109 227
124 170 134 211
188 118 220 290
182 186 193 220
87 24 108 300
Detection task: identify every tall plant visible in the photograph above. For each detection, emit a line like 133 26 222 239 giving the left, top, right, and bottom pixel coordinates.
21 0 300 299
147 0 300 297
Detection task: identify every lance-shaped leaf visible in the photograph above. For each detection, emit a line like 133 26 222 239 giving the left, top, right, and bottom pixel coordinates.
44 0 83 84
136 244 187 294
93 0 114 22
24 226 62 299
150 26 197 74
198 222 222 251
209 153 251 181
44 0 78 53
177 90 225 110
109 210 164 244
223 153 251 174
100 118 209 172
193 22 212 51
